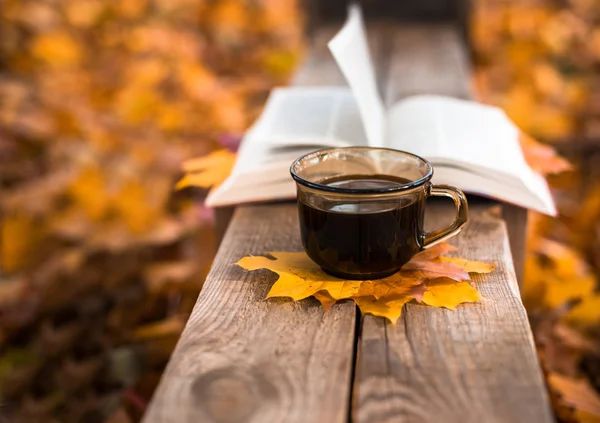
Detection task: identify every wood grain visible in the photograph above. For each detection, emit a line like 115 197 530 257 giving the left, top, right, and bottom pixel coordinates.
502 204 528 287
353 26 552 423
384 24 528 287
144 205 356 423
146 23 547 423
384 25 472 101
143 24 371 423
354 203 553 423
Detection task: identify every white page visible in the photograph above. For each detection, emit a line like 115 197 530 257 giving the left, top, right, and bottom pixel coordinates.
328 4 386 147
387 95 556 215
245 87 366 147
388 96 532 177
433 166 555 215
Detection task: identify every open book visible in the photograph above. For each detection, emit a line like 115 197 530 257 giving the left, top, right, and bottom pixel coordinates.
207 5 556 216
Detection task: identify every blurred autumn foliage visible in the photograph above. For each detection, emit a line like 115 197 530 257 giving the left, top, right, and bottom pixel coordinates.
0 0 303 421
1 0 599 421
472 0 600 421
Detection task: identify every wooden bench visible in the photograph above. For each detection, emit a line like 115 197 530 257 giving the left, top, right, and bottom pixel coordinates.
144 22 554 423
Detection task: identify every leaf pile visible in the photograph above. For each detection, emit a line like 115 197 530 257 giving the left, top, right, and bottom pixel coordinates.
472 1 600 421
236 243 494 324
0 0 304 422
472 0 600 142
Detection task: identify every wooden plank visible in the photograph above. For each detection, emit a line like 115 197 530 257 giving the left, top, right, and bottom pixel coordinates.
354 203 553 422
383 24 528 287
384 24 472 100
144 24 385 423
502 204 528 285
354 25 552 422
144 205 356 423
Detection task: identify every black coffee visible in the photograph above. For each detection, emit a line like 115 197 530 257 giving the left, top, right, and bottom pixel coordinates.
298 174 425 279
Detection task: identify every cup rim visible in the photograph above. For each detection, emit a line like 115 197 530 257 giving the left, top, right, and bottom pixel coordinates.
290 147 433 195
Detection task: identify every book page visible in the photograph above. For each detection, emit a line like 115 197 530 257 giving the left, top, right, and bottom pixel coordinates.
328 4 386 147
387 95 556 215
432 166 555 215
388 96 530 177
385 99 441 157
245 87 366 147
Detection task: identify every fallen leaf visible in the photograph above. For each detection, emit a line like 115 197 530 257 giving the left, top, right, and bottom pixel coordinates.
65 0 105 28
354 296 412 325
439 256 496 273
565 296 600 331
0 277 28 306
236 253 362 301
132 316 186 341
176 149 236 190
549 373 600 422
1 214 38 272
401 243 472 281
421 278 483 310
143 261 198 292
236 243 494 323
313 291 337 312
355 278 427 302
30 31 83 68
67 165 111 221
519 132 571 175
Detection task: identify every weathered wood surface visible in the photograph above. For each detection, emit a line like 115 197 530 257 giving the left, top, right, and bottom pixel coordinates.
144 27 364 423
145 23 551 423
144 205 356 423
354 203 553 423
352 25 551 423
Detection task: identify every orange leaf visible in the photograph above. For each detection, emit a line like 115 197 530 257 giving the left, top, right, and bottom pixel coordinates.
132 316 186 341
313 291 337 312
519 132 571 175
549 373 600 422
30 32 83 67
1 214 38 272
439 256 496 273
68 166 111 221
565 295 600 331
176 149 236 190
400 243 471 281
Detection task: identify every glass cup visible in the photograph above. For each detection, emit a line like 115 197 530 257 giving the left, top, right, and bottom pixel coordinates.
290 147 468 280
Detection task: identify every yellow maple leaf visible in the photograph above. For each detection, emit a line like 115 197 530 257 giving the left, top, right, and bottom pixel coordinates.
354 296 412 325
176 149 236 190
236 243 494 323
313 291 337 312
236 253 362 301
420 278 482 310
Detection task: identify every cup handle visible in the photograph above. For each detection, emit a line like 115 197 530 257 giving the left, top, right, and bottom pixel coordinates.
422 184 469 248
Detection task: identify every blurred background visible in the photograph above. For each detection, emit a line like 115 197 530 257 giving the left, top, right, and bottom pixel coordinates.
0 0 599 422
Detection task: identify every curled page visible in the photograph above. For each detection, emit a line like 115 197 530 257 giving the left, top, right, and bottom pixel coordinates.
328 4 386 147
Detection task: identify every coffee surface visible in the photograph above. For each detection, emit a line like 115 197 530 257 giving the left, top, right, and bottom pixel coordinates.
298 174 424 279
